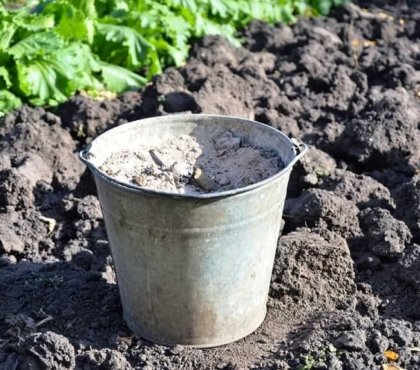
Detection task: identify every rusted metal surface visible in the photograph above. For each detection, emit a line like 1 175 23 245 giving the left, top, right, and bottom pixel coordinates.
80 114 306 347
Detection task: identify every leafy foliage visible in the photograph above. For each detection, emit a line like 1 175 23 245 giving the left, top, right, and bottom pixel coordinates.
0 0 346 115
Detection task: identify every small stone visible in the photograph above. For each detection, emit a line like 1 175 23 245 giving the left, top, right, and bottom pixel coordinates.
335 330 366 351
304 173 318 185
101 265 116 284
133 175 147 186
171 162 193 178
139 354 147 362
192 167 217 191
170 344 184 355
149 149 174 169
214 131 241 151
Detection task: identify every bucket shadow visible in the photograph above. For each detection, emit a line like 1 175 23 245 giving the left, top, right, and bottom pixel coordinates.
0 261 126 349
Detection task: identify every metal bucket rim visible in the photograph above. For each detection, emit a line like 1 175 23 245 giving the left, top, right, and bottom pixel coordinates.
79 113 307 199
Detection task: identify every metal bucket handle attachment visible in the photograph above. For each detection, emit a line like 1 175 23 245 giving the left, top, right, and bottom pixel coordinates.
79 143 92 166
290 138 308 165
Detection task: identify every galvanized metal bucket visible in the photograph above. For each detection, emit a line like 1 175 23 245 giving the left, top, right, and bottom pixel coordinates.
79 114 306 348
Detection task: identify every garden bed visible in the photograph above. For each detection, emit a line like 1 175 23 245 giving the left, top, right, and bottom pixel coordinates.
0 1 419 369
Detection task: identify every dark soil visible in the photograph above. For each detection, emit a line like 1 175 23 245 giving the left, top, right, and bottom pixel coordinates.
1 1 420 369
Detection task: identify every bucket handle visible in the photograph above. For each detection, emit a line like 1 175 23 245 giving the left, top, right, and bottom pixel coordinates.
291 139 308 164
79 143 93 167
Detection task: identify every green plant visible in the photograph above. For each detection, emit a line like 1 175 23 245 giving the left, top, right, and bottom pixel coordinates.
300 354 317 370
0 0 347 115
298 344 341 370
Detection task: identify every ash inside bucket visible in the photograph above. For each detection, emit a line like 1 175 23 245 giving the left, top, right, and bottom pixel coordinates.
99 131 284 194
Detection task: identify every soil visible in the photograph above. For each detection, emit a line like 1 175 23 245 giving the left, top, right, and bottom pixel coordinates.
99 131 282 194
1 1 420 369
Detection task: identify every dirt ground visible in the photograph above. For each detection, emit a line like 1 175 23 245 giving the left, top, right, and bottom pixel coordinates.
0 1 419 369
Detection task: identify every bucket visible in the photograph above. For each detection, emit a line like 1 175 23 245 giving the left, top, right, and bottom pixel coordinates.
79 114 307 347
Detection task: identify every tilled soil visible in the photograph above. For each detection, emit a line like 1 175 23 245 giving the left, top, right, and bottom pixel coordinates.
1 1 420 369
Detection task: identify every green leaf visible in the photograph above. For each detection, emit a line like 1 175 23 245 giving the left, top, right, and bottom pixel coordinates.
294 0 309 15
194 15 239 46
95 22 153 69
16 58 70 105
99 61 147 93
0 21 15 64
8 31 66 59
13 39 98 105
208 0 230 18
57 10 95 44
0 66 12 88
168 0 198 13
73 0 97 18
146 48 162 78
58 43 103 91
281 3 297 23
0 20 16 49
94 0 129 17
161 11 191 49
0 90 22 116
41 1 95 43
317 0 332 15
14 41 104 105
13 13 55 31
